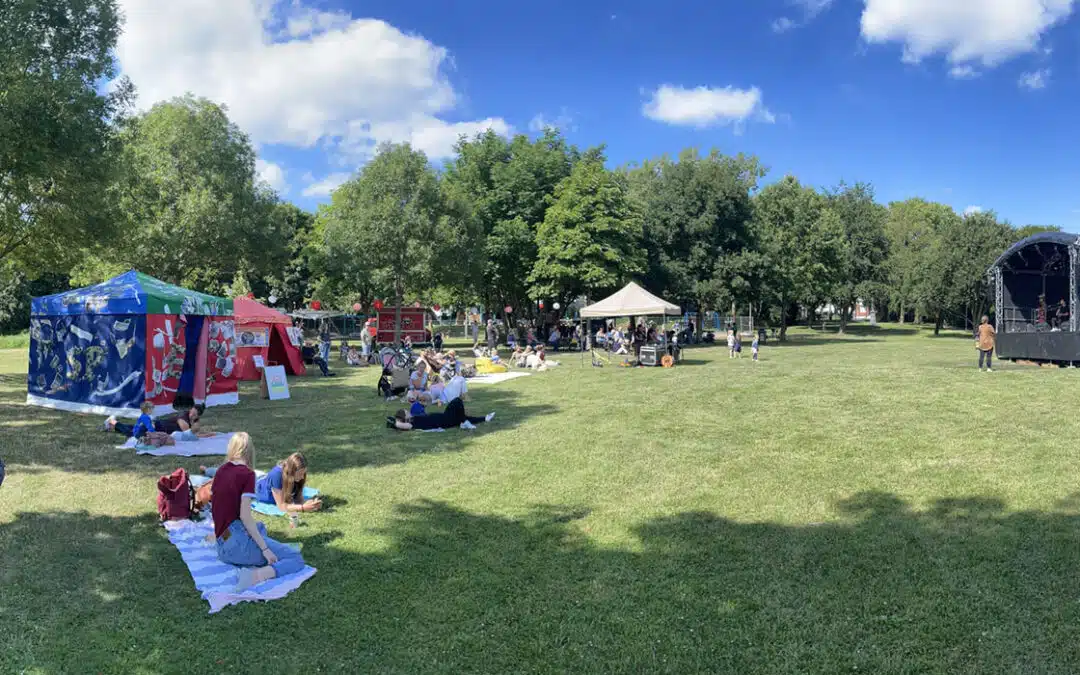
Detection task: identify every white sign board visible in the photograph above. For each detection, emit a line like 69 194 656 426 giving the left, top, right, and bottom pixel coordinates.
252 355 265 369
264 365 290 400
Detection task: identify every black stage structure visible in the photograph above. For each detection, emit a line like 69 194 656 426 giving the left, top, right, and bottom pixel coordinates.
988 231 1079 363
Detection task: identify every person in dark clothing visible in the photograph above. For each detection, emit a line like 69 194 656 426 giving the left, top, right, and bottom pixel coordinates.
156 404 206 434
388 397 493 430
0 456 5 488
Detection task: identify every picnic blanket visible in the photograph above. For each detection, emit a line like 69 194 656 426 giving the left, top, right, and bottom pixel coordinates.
124 433 236 457
469 371 531 385
163 517 316 613
189 473 321 517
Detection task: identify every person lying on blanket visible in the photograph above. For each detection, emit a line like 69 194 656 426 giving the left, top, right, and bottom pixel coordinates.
211 432 307 591
201 452 321 515
387 397 493 431
139 428 218 447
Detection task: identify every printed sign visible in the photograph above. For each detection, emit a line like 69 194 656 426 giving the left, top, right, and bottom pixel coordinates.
252 355 265 369
264 365 290 400
237 328 269 347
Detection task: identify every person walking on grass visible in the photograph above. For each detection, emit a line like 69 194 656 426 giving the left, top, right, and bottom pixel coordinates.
752 334 760 363
727 329 736 359
976 315 996 372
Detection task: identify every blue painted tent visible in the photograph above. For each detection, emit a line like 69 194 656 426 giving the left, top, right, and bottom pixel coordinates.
27 271 238 417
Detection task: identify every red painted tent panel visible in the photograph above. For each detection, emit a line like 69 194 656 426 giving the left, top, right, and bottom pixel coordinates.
233 297 305 380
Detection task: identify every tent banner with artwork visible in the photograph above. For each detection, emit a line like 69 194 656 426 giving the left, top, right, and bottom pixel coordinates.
232 297 305 380
28 270 238 417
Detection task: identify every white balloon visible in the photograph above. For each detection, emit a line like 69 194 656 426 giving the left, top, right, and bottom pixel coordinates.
553 302 561 310
268 295 278 305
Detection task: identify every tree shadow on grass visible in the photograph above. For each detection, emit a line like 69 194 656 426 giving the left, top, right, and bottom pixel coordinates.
0 371 557 477
7 492 1080 673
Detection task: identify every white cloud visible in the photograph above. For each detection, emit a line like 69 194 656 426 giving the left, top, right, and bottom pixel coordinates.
255 159 288 193
1019 68 1051 89
642 85 775 130
964 205 984 216
301 172 351 198
115 0 510 164
337 116 512 161
949 65 979 79
772 17 797 33
860 0 1074 68
528 110 576 133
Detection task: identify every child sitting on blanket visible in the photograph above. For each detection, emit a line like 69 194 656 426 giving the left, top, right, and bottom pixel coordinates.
201 451 321 515
209 433 307 590
103 401 156 439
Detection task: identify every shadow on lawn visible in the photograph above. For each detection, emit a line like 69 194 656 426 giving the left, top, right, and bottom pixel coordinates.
0 371 556 477
6 492 1080 673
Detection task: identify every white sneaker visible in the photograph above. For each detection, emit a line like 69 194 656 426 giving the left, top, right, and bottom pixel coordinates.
987 368 993 373
485 412 495 422
460 420 477 430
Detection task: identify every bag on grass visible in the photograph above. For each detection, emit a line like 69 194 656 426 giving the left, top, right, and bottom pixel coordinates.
157 468 196 521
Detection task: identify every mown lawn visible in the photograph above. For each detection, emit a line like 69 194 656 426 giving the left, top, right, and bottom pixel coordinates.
3 325 1080 674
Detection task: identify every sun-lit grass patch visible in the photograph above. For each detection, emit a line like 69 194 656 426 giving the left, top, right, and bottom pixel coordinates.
2 325 1080 673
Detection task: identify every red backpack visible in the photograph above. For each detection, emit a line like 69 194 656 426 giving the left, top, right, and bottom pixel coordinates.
157 468 196 521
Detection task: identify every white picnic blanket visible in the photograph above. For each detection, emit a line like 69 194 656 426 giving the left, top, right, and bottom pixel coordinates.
469 371 531 385
163 518 316 614
127 433 236 457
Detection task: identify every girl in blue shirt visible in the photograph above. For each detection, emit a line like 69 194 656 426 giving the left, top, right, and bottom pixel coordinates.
203 452 322 515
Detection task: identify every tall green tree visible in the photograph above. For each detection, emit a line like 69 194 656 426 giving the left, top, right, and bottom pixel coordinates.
320 143 442 342
927 210 1013 331
825 182 889 332
76 95 289 291
0 0 132 271
441 129 579 319
884 199 954 323
752 176 847 340
529 153 645 303
629 148 764 324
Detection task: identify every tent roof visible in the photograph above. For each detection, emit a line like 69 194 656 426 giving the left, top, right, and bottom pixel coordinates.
990 231 1078 272
233 297 292 325
31 270 233 317
579 282 681 318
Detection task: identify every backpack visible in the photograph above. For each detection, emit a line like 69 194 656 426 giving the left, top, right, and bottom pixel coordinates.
157 468 196 521
461 364 477 378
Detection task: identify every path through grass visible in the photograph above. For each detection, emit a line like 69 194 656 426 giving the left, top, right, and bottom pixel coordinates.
3 325 1080 673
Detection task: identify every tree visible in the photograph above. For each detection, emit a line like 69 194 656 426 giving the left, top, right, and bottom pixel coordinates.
884 199 954 324
79 95 290 291
928 210 1013 332
441 129 579 322
752 176 847 340
825 182 889 332
265 203 321 310
0 0 132 271
1013 224 1061 240
630 148 764 326
529 154 645 304
320 143 442 342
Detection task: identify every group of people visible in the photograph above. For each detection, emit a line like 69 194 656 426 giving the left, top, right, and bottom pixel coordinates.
201 433 322 590
1036 296 1071 331
726 330 761 362
383 347 493 431
104 402 216 447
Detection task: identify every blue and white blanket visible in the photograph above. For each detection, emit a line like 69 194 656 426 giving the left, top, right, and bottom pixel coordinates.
163 518 317 613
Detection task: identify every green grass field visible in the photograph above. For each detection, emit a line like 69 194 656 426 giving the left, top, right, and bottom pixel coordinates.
4 325 1080 674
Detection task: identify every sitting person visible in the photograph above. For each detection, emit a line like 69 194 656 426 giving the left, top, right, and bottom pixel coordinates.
548 326 560 350
388 397 493 431
103 400 157 439
409 360 430 392
156 404 205 434
407 390 430 417
339 339 350 362
210 433 307 590
439 350 461 381
346 347 364 366
378 366 408 400
301 342 316 365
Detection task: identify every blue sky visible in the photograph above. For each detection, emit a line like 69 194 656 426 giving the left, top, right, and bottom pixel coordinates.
114 0 1080 227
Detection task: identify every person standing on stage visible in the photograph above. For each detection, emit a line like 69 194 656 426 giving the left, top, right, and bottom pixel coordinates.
975 315 996 372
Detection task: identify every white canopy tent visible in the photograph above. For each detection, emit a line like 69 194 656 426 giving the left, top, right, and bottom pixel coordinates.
579 282 681 318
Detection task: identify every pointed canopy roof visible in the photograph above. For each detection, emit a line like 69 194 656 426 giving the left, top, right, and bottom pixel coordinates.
31 270 233 317
579 282 681 318
233 297 292 325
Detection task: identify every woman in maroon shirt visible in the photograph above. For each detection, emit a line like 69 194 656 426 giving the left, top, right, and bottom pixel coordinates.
213 432 305 590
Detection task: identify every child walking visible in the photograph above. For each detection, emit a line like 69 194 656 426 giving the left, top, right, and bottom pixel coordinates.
752 334 760 362
727 330 736 359
734 334 742 358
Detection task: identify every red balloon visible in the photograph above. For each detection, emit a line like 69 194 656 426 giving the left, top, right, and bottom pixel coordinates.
352 303 362 312
246 292 255 299
538 300 545 309
311 300 322 310
433 304 441 312
504 305 513 314
373 299 384 311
